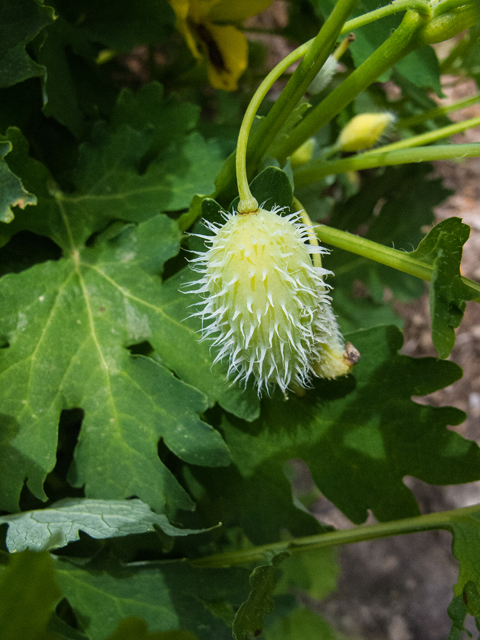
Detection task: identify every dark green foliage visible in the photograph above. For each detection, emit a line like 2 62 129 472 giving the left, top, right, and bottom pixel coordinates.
0 1 479 638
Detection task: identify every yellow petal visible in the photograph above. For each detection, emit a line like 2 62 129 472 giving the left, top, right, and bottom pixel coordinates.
200 23 248 91
209 0 274 22
189 0 222 22
168 0 202 59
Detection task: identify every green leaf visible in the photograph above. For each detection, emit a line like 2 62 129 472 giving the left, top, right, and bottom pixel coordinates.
265 607 349 640
229 166 293 212
275 548 339 601
106 618 198 640
0 0 55 88
59 0 176 52
0 214 239 513
395 46 442 94
0 138 36 224
0 550 61 640
191 326 480 534
3 124 224 249
232 552 290 640
411 217 479 357
442 506 480 636
112 82 200 159
35 16 100 139
53 557 250 640
0 498 208 553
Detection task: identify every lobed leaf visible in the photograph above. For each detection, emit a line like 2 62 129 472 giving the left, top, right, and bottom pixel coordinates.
2 122 224 249
0 550 61 640
188 325 480 541
327 164 451 306
411 217 479 357
0 0 55 88
53 557 250 640
0 498 209 553
232 552 290 640
0 213 240 513
0 138 36 226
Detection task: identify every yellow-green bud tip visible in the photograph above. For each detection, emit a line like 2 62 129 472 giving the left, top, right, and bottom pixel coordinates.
338 112 395 153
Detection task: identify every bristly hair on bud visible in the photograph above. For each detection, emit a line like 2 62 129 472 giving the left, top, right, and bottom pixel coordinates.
184 206 347 396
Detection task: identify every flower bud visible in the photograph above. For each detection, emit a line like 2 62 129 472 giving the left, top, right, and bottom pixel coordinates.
290 138 315 168
337 112 395 153
309 55 338 94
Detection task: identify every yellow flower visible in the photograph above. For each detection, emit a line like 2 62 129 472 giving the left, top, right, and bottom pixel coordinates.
169 0 273 91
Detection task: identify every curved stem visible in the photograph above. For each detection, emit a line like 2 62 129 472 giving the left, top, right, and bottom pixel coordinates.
293 196 321 269
275 10 427 164
192 503 480 568
216 0 435 207
235 0 359 211
235 42 312 212
340 0 431 33
293 142 480 186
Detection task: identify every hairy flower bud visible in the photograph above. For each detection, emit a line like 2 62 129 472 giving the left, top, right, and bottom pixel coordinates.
337 112 395 152
186 207 351 396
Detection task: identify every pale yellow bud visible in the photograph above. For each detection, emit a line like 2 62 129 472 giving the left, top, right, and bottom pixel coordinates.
337 113 395 152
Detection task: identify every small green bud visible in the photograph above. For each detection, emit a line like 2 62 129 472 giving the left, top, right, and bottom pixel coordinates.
290 138 316 168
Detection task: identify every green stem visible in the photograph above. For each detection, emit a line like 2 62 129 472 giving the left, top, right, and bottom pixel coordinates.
398 94 480 128
293 196 322 269
340 0 431 33
317 226 432 280
293 142 480 186
275 10 427 164
235 42 313 212
362 115 480 154
217 0 359 206
247 0 359 167
314 225 480 299
214 0 437 208
192 503 480 568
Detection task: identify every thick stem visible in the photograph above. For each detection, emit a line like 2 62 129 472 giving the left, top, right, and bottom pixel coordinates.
293 142 480 186
192 503 480 568
216 0 359 206
275 10 427 164
341 0 431 33
246 0 359 170
313 225 480 300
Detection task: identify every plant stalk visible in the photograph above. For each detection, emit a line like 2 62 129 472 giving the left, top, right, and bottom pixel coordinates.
293 142 480 186
275 10 427 164
216 0 360 206
192 503 480 568
313 225 480 300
